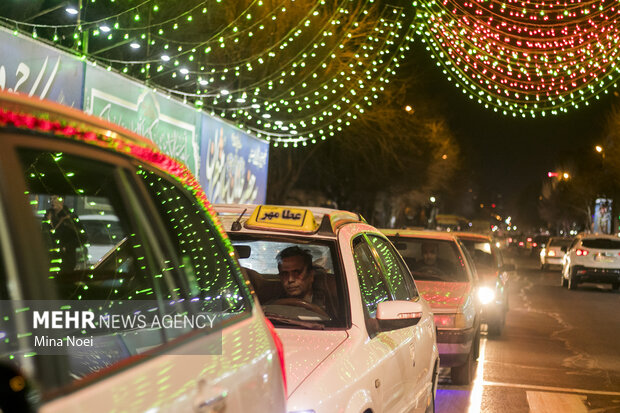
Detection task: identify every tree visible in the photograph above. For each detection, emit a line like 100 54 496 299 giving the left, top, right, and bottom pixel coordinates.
267 71 462 227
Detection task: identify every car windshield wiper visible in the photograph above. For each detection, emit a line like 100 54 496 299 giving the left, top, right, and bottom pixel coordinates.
264 312 325 330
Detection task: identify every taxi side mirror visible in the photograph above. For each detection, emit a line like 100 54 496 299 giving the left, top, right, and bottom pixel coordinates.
376 300 423 330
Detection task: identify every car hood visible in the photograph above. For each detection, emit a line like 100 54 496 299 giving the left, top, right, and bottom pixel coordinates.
277 328 348 397
415 281 471 310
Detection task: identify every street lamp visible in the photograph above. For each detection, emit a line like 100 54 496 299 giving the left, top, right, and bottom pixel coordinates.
595 145 605 159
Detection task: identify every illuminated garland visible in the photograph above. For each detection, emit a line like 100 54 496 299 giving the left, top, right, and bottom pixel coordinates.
415 0 620 117
0 107 231 243
0 0 415 144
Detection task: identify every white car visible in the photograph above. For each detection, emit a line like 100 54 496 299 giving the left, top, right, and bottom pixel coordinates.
216 204 440 413
0 91 286 412
540 237 573 270
561 233 620 290
381 229 482 384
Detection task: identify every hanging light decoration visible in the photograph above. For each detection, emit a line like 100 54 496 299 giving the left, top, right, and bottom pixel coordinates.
414 0 620 117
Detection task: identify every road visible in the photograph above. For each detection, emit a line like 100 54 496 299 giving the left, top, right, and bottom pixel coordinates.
435 252 620 412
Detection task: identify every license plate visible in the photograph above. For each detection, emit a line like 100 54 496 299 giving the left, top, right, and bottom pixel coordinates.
595 254 616 263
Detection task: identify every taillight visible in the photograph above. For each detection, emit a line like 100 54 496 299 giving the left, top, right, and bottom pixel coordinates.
532 242 538 247
548 250 556 257
264 318 287 395
575 249 589 256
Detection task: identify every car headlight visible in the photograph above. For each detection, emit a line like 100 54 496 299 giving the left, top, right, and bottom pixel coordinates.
477 286 495 305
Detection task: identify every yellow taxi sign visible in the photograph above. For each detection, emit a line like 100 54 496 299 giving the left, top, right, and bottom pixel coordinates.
246 205 318 233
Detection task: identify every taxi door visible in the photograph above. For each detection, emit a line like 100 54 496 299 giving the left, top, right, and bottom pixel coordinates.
349 233 417 412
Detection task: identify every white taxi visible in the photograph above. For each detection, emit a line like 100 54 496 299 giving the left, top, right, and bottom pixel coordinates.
0 91 286 412
216 204 440 413
381 229 482 385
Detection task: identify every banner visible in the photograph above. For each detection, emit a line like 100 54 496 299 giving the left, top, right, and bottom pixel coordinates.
0 27 83 107
200 114 269 204
83 65 201 176
0 26 269 203
593 198 612 234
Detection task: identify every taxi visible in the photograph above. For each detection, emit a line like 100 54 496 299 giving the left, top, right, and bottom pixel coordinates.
0 91 286 412
216 204 440 413
380 229 481 385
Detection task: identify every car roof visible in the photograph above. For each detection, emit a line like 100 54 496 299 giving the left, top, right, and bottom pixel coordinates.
0 91 213 215
452 232 492 241
380 228 459 241
214 204 367 237
578 233 620 240
0 91 154 148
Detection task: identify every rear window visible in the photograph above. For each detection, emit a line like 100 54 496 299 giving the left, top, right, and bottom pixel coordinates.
388 237 469 282
581 238 620 249
548 238 572 248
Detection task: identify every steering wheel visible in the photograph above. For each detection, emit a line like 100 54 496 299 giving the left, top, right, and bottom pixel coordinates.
269 298 330 318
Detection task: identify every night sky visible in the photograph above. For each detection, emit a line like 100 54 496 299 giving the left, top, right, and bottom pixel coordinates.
407 39 616 210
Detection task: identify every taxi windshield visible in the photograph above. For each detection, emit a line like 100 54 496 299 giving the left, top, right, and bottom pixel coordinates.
228 235 347 329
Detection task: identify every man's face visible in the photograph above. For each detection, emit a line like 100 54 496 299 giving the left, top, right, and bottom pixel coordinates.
278 255 313 299
50 196 64 212
422 246 438 265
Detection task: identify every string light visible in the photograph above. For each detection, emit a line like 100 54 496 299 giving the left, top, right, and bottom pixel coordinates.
415 0 620 117
0 0 414 145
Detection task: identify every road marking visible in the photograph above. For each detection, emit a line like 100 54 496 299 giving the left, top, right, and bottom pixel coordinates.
467 337 487 413
526 391 587 413
482 380 620 397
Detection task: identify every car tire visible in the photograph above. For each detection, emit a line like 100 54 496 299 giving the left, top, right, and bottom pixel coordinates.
612 283 619 291
560 268 568 288
425 368 437 413
567 268 578 290
451 348 474 385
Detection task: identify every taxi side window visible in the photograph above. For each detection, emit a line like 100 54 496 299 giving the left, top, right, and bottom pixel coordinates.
11 148 190 385
136 166 249 315
352 236 390 317
367 235 419 301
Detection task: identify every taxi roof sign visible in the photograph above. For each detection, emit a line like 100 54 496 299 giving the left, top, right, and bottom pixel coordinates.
246 205 319 233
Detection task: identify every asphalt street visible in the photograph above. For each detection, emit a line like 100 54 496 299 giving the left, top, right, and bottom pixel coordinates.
435 252 620 413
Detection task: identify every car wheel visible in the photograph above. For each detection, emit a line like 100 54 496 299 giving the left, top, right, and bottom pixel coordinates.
451 348 474 385
425 368 437 413
560 268 568 288
612 283 619 291
567 268 578 290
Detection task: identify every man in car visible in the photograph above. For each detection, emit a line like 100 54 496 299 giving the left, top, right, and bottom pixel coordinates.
417 241 453 275
271 246 335 317
276 246 316 302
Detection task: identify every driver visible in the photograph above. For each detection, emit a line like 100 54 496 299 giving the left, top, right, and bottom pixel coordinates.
276 246 315 302
273 246 334 315
418 241 453 275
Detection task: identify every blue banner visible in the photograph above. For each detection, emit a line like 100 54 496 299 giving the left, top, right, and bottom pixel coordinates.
0 27 83 108
199 114 269 204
